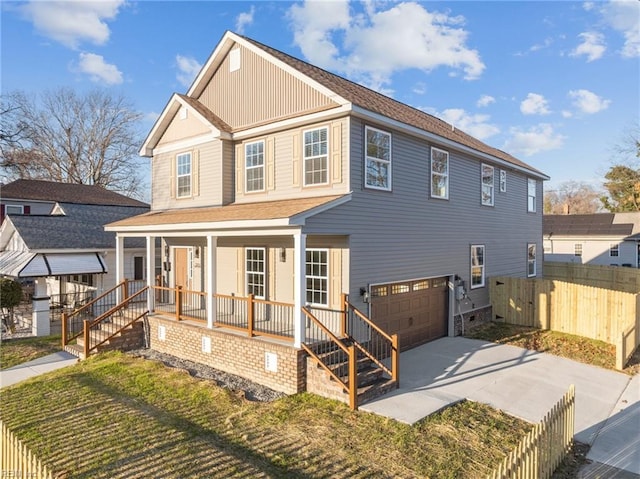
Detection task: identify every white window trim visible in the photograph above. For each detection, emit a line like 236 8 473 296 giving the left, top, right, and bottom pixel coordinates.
527 243 537 277
528 178 537 212
364 126 392 191
176 152 192 198
303 126 329 187
481 163 495 206
245 140 265 193
245 247 266 299
430 147 449 200
574 244 582 257
499 170 507 193
306 248 329 307
610 243 620 257
5 204 24 215
470 244 485 289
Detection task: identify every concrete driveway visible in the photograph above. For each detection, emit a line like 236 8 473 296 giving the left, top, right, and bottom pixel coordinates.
361 337 639 476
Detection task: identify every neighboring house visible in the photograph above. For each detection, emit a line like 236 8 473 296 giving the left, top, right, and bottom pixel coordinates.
106 31 548 398
544 213 640 267
0 179 150 334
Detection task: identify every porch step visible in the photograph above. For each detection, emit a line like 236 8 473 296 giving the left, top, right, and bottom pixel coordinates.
357 378 398 405
73 317 145 358
64 343 85 360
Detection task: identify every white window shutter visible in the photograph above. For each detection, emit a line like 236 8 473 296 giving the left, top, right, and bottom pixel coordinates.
236 144 244 195
192 149 200 197
331 122 342 184
292 133 300 187
267 137 275 190
330 249 342 309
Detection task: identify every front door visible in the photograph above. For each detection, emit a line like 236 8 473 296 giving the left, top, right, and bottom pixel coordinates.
174 247 191 290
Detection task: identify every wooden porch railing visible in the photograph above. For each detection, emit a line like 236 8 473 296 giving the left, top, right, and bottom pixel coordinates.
301 307 358 410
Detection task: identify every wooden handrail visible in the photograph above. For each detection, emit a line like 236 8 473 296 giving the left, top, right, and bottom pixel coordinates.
87 287 148 328
302 307 350 354
346 300 394 343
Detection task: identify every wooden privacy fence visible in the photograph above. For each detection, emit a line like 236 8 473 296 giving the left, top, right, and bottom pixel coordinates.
490 276 640 370
489 385 575 479
1 420 57 479
544 262 640 294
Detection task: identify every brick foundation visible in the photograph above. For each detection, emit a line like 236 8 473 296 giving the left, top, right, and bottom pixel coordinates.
305 360 350 405
454 305 493 336
147 315 306 394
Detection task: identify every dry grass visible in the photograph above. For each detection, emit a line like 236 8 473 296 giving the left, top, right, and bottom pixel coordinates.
0 352 531 479
0 335 62 369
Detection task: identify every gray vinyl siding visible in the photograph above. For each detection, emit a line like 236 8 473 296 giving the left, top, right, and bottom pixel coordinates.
305 117 544 312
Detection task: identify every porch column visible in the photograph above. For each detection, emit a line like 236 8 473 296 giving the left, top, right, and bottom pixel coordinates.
206 235 217 329
31 277 50 337
293 232 307 348
115 234 125 303
146 235 155 312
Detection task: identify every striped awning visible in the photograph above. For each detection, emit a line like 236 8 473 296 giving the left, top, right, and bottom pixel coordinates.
0 251 107 278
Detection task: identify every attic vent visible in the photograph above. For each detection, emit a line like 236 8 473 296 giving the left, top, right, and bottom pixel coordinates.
179 107 188 120
230 48 241 72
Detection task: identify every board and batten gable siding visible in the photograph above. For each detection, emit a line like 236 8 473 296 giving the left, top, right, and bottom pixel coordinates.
198 43 339 130
233 117 350 204
156 108 211 146
304 117 544 312
151 138 228 210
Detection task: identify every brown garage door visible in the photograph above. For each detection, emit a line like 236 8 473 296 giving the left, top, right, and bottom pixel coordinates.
370 277 449 351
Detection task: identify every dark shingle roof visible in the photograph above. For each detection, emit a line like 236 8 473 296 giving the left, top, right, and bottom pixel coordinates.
10 203 149 250
543 214 634 236
1 179 149 207
241 35 545 177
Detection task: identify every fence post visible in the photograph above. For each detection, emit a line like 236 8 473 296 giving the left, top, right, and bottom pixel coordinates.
247 294 254 337
348 343 358 410
83 319 90 358
175 286 182 321
123 278 130 303
341 293 348 337
61 312 67 347
391 334 399 385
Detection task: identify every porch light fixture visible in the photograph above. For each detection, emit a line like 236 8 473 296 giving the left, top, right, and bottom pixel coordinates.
280 247 286 262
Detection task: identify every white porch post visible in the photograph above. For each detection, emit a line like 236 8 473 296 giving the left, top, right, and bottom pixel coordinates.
293 232 306 348
146 235 155 312
206 235 217 329
31 277 50 337
115 234 125 303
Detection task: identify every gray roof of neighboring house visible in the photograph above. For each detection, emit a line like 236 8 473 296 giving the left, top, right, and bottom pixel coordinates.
9 203 149 250
1 179 149 207
543 214 634 236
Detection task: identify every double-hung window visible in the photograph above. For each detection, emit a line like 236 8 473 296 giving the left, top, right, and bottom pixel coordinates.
471 245 485 288
304 127 328 186
246 248 266 299
610 244 619 257
176 152 192 198
365 126 391 190
481 164 494 206
245 141 265 192
528 178 537 212
306 249 328 306
527 243 537 277
431 147 449 199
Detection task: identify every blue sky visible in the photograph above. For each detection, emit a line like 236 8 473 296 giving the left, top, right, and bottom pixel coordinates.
2 0 639 195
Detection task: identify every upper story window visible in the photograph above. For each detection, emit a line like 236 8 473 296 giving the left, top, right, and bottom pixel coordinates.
471 244 485 289
574 244 582 257
610 244 619 257
306 249 328 306
304 127 328 186
528 243 537 277
176 152 192 198
430 147 449 199
528 178 537 212
5 205 24 215
365 126 391 191
481 164 494 206
499 170 507 192
245 141 265 192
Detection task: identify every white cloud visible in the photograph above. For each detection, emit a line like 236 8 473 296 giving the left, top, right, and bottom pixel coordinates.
412 82 427 95
20 0 124 49
175 55 202 88
570 32 606 61
437 108 500 140
568 89 611 114
76 52 123 85
503 124 566 156
520 93 551 115
477 95 495 107
288 1 485 91
598 0 640 58
236 6 255 34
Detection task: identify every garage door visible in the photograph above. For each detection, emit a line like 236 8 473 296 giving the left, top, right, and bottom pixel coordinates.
370 277 449 351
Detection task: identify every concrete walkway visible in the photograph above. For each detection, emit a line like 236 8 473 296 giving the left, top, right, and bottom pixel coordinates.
0 350 78 388
362 337 639 477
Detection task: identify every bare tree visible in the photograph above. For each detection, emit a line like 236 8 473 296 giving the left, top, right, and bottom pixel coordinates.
0 88 145 198
600 123 640 212
544 181 602 214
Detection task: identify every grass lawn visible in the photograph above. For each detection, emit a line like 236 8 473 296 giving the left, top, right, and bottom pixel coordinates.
0 351 533 479
465 321 640 375
0 335 62 369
